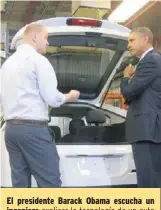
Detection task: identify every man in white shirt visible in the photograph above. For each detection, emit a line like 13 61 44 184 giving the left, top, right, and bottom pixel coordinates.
1 23 80 187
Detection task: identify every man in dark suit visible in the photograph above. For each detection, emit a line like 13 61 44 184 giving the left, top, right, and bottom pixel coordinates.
120 27 161 187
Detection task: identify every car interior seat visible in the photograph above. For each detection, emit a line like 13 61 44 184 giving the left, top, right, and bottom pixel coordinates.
75 109 107 143
61 118 85 143
102 122 126 143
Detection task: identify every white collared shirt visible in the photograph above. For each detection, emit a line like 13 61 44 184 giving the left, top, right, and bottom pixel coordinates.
0 44 66 121
139 47 154 61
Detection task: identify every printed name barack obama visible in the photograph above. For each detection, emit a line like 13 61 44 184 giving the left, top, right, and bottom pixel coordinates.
58 197 110 204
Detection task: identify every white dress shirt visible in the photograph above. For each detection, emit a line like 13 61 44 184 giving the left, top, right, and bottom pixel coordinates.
139 47 154 61
0 44 65 121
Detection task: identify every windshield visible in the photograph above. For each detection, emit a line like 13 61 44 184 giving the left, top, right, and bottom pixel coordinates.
46 35 126 99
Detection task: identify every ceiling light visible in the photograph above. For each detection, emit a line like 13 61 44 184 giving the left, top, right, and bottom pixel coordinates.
108 0 149 23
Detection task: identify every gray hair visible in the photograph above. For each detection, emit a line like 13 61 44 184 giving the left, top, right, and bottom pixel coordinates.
131 27 153 44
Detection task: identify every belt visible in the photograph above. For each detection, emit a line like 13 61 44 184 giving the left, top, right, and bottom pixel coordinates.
6 119 48 126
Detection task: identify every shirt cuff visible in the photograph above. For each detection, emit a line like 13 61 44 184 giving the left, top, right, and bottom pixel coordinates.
51 91 66 107
60 93 66 104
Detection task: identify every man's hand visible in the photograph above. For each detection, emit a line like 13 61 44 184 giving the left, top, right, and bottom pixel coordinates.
123 64 135 78
64 90 80 103
69 90 80 100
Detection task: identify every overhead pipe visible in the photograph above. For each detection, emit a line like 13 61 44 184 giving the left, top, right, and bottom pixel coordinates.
25 0 38 24
124 1 158 27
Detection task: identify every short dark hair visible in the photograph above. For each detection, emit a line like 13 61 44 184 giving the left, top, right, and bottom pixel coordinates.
131 27 153 44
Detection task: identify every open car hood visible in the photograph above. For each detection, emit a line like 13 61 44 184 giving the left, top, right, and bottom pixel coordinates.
11 17 131 107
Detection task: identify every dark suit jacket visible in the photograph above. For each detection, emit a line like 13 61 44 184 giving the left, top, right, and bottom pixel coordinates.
120 49 161 143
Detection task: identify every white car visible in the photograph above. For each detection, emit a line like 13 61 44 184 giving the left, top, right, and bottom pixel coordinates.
1 17 136 187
